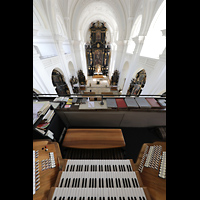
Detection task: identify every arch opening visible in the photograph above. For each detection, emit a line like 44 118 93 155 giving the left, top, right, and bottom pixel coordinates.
51 69 70 96
127 69 146 96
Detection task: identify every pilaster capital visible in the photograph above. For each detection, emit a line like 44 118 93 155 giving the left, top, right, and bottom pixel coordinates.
53 34 67 42
33 29 39 37
161 29 166 37
132 35 146 44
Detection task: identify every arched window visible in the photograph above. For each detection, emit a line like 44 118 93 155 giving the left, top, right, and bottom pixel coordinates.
127 15 142 54
127 69 146 96
140 0 166 59
51 69 70 96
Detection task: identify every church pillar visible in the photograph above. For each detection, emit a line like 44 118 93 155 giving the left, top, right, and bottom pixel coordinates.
33 46 56 94
53 34 73 94
122 36 145 94
73 40 88 78
108 42 117 79
118 40 129 89
141 29 166 95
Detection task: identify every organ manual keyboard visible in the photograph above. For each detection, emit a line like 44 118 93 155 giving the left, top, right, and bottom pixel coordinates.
48 159 152 200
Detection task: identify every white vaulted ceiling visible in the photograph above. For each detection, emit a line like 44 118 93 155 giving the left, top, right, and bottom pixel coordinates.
70 0 126 42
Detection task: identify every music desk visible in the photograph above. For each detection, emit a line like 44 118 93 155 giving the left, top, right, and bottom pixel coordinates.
62 129 126 149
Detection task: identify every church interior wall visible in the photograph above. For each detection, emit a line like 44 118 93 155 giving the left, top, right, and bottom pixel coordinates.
33 0 166 96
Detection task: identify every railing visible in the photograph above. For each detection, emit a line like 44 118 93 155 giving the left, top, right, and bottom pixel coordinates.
33 93 166 101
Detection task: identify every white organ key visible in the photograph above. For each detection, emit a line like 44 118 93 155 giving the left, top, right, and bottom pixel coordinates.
104 188 109 200
129 188 135 199
81 187 86 199
49 188 149 200
135 188 140 199
53 187 60 200
51 187 57 200
96 188 101 199
60 188 66 200
140 188 147 200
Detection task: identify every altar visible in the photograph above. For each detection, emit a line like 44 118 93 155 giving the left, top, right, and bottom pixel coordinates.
85 21 110 76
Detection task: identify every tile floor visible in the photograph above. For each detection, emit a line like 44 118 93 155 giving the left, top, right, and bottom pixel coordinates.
82 76 119 95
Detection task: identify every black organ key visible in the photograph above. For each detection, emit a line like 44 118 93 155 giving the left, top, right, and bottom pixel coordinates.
78 178 80 187
134 178 139 188
92 178 94 188
122 178 125 187
127 178 131 187
132 178 136 187
60 178 64 187
89 178 91 188
85 178 87 188
118 178 121 188
64 178 68 187
111 178 114 187
109 178 111 187
106 178 108 187
75 178 78 187
95 178 97 188
99 178 101 188
115 178 118 188
125 178 128 187
67 178 71 187
72 178 75 187
113 165 115 171
82 178 85 188
66 165 69 171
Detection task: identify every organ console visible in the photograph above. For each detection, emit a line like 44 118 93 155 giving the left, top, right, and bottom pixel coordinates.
33 136 166 200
